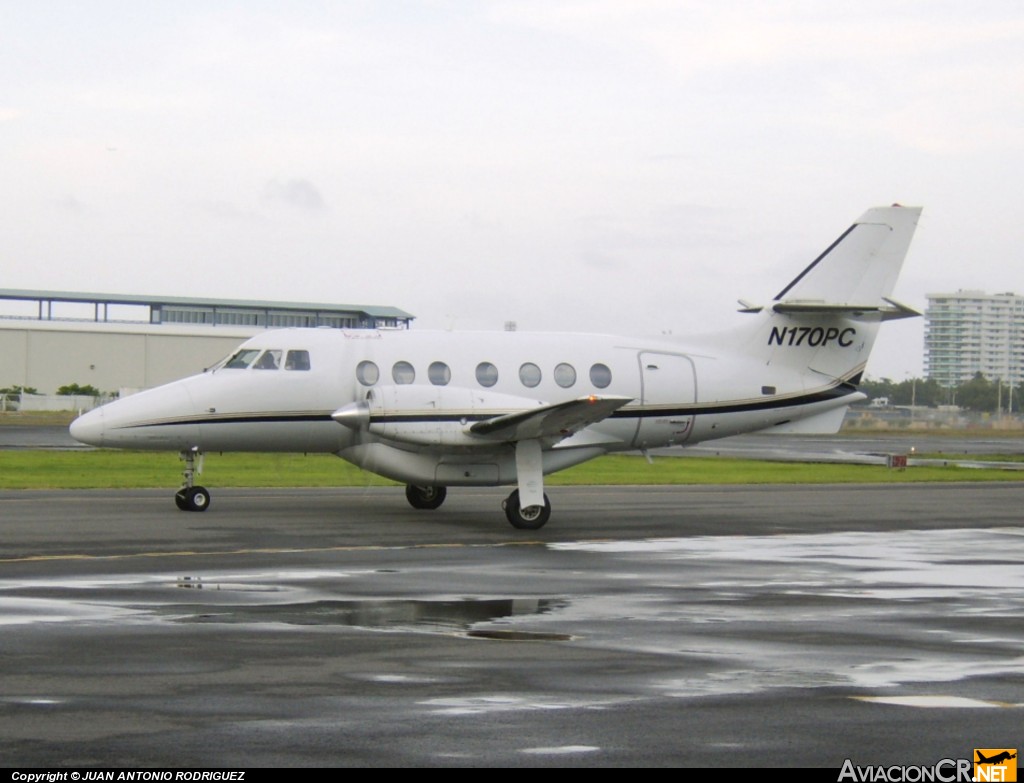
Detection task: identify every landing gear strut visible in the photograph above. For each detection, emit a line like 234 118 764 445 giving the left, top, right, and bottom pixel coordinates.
175 448 210 512
405 484 447 510
502 438 551 529
502 489 551 530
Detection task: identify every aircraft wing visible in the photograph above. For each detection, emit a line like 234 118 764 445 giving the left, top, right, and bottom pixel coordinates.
469 395 632 444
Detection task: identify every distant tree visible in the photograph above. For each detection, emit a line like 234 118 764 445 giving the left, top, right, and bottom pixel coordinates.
859 377 897 404
859 376 945 407
893 377 945 407
0 385 39 401
955 373 998 412
1011 383 1024 414
56 383 101 397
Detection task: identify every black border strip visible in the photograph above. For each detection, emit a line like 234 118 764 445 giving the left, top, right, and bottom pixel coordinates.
117 384 859 430
774 223 858 301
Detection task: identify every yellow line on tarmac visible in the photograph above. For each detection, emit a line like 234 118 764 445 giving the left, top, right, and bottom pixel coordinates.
0 540 549 565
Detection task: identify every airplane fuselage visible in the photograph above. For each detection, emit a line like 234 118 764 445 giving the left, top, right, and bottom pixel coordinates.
71 324 861 487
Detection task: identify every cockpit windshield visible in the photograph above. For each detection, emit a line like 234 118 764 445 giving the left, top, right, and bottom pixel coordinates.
253 350 282 370
218 348 311 371
223 349 261 369
285 350 311 370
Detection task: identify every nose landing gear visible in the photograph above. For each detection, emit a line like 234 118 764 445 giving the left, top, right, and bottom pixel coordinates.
175 448 210 512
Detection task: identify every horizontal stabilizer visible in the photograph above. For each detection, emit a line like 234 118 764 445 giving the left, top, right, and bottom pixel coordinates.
469 395 632 443
737 299 763 314
771 297 921 321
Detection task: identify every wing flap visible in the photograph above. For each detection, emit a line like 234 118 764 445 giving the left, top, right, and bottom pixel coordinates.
469 395 632 443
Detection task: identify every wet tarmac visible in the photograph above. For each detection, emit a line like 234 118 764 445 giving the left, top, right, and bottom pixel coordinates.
1 483 1022 767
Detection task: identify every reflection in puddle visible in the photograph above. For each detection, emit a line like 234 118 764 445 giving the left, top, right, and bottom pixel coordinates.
852 695 1016 709
467 629 573 641
173 597 568 635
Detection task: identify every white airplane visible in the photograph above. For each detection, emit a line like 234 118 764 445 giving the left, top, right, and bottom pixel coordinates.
70 205 922 529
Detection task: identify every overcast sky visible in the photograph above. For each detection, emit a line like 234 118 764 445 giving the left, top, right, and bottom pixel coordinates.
3 1 1023 380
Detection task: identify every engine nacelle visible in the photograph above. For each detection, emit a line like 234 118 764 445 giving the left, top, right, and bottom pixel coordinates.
333 385 548 447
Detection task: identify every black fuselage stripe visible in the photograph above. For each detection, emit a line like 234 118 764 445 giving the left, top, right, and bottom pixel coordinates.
136 414 333 427
123 385 857 429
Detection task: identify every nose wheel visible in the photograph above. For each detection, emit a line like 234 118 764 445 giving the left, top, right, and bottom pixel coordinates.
176 448 211 512
175 485 211 512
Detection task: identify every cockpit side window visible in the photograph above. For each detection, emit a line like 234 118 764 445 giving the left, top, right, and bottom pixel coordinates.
285 350 311 371
253 350 282 370
224 349 261 369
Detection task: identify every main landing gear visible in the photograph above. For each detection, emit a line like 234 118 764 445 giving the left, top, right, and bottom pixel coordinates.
502 489 551 530
175 448 211 512
405 484 447 510
404 483 552 530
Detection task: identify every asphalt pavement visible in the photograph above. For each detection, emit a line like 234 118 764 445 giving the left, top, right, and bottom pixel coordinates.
1 482 1022 767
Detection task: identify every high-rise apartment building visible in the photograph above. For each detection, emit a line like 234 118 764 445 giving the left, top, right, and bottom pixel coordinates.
924 291 1024 386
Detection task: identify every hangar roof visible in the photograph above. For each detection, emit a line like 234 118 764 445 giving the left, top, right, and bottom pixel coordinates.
0 288 414 328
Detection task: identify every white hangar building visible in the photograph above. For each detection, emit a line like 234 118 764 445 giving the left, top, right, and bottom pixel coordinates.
0 289 414 397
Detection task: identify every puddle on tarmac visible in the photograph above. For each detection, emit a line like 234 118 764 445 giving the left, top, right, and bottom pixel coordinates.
171 596 569 636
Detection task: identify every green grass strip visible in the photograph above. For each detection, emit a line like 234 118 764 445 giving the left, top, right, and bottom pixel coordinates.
0 450 1020 490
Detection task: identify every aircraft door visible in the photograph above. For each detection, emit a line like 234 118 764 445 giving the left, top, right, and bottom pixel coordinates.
633 351 696 448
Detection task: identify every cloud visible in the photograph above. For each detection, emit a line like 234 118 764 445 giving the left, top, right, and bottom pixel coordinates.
580 250 623 270
262 178 326 211
54 195 86 214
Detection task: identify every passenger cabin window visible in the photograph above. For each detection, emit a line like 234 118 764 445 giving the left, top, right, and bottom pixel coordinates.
554 363 576 388
589 363 612 389
285 350 311 371
519 362 542 388
476 362 499 388
392 361 415 384
428 361 451 386
356 360 379 386
253 350 282 370
224 349 260 369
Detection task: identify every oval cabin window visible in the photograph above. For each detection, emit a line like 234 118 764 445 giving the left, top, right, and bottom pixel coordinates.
476 362 499 388
392 361 415 384
554 363 576 388
519 363 542 388
356 360 379 386
428 361 451 386
589 363 612 389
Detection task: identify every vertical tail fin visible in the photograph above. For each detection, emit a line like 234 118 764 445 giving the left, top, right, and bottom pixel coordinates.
745 205 922 385
773 205 922 308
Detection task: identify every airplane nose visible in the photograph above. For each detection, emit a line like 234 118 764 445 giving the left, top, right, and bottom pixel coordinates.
70 407 106 447
68 382 201 449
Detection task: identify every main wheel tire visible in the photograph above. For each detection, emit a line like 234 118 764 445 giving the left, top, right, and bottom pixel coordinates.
503 489 551 530
405 484 447 510
180 486 211 512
